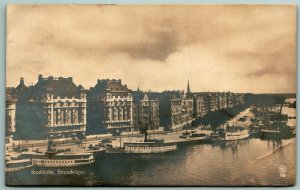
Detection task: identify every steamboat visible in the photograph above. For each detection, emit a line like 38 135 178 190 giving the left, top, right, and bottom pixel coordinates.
218 126 249 141
31 152 95 167
218 119 249 142
124 139 177 153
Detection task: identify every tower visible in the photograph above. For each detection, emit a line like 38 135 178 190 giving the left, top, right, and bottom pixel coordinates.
187 80 191 95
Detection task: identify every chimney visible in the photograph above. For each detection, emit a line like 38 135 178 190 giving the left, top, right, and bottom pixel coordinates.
38 74 43 82
20 77 24 85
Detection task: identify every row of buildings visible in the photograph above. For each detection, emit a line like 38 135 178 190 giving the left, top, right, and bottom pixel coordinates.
6 75 245 140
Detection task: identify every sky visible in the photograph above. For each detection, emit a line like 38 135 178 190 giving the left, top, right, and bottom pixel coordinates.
6 5 296 93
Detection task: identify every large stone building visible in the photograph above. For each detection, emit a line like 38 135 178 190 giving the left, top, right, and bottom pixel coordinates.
193 95 207 117
158 91 181 130
87 79 133 134
218 92 228 110
181 94 194 124
13 75 87 139
6 91 16 144
139 94 160 130
233 93 245 106
205 93 219 112
170 97 183 127
159 90 193 130
226 92 234 108
132 90 160 131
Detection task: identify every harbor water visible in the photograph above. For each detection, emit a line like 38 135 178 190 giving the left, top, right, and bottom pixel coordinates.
6 137 296 186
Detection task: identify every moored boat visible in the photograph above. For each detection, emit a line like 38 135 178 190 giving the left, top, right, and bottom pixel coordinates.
123 139 177 153
84 140 106 154
5 159 33 172
259 121 290 140
31 152 95 167
219 126 249 141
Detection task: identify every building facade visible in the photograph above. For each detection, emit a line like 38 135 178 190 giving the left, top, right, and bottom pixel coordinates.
158 91 181 130
171 98 182 126
139 94 159 130
218 92 228 110
233 93 245 106
193 95 207 117
87 79 133 134
226 92 234 108
43 91 87 139
6 94 16 144
13 75 87 139
205 93 219 112
181 94 194 123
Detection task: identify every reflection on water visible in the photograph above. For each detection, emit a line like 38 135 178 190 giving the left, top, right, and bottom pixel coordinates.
7 137 296 186
94 137 295 186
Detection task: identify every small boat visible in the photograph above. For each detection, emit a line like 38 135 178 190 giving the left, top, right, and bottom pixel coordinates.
202 131 219 143
180 131 191 138
249 124 260 138
179 134 189 139
105 144 125 153
124 139 177 153
190 132 207 138
85 141 106 154
5 159 33 172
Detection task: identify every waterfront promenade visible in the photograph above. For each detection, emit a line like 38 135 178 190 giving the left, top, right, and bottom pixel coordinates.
6 107 254 153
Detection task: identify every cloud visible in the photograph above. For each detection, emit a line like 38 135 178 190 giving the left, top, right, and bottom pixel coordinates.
111 30 181 61
6 5 296 93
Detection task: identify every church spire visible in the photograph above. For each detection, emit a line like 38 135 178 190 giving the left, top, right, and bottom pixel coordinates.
187 80 191 94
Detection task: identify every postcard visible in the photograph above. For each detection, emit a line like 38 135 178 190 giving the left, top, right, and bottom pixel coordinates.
5 4 296 186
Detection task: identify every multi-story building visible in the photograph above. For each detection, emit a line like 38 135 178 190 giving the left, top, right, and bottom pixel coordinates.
193 95 207 117
158 91 181 130
159 90 193 130
139 94 159 130
87 79 133 134
181 94 193 123
226 92 234 108
218 92 227 110
205 93 218 112
14 75 87 139
13 77 28 96
233 93 245 106
170 98 182 127
6 92 16 144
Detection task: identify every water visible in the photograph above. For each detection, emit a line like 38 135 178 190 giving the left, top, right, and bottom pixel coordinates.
91 138 295 186
7 137 296 186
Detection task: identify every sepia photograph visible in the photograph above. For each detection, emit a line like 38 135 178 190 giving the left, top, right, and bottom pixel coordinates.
5 4 296 186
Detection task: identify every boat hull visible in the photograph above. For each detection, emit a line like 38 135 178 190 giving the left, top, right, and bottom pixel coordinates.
260 130 284 140
5 164 33 172
32 158 95 167
219 133 249 141
124 143 177 154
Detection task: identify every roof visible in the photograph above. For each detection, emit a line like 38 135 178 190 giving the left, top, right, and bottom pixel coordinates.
90 79 132 99
18 75 85 100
